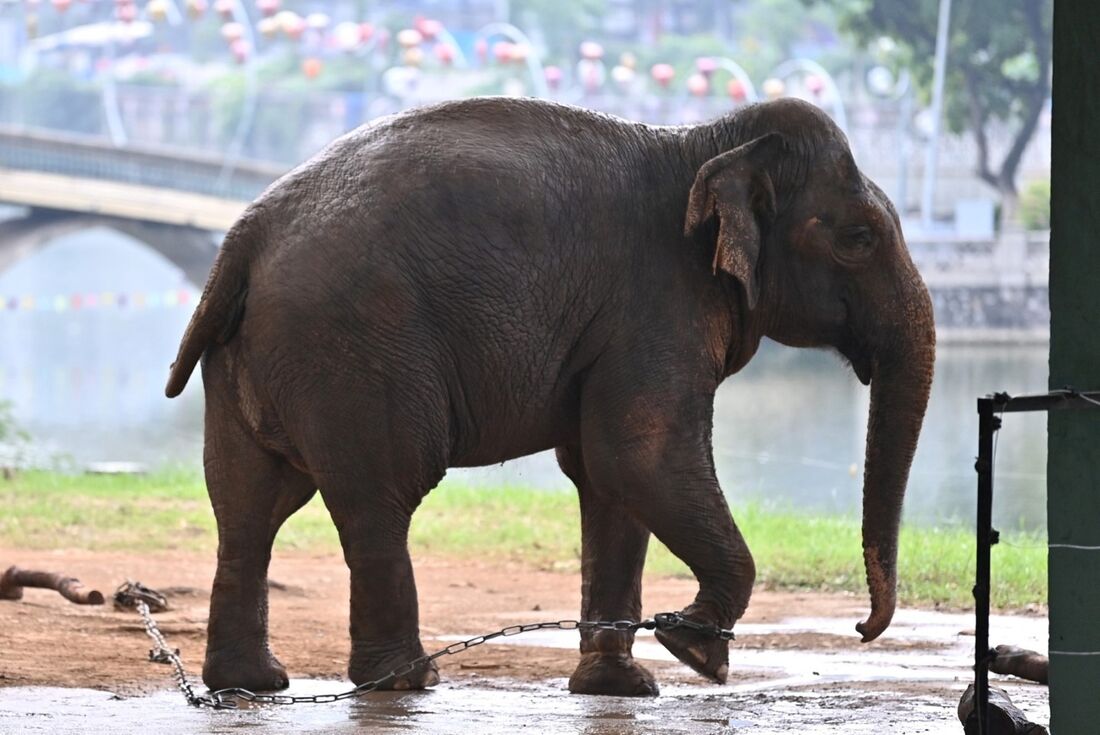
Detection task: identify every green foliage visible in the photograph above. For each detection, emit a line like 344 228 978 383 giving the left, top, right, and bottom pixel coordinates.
0 401 30 470
808 0 1052 193
1018 178 1051 230
2 68 102 134
0 470 1047 610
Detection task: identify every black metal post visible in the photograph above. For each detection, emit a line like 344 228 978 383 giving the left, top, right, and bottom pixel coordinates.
974 397 1000 734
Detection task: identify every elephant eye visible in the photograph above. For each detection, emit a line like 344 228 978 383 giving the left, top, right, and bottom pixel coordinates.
841 226 873 247
833 225 876 263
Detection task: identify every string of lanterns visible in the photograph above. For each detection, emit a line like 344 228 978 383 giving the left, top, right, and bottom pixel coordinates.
18 0 829 102
1 289 195 313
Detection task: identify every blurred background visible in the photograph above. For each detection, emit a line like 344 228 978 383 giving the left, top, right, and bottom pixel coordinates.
0 0 1051 530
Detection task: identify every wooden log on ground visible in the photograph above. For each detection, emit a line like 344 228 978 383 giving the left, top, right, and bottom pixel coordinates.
958 683 1049 734
0 565 105 605
989 645 1049 685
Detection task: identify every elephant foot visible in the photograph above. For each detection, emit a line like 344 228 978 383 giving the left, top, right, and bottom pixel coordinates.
349 638 440 691
568 652 659 696
202 644 290 692
654 615 730 684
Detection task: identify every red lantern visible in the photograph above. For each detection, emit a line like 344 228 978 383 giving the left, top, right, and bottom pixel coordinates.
115 3 136 23
805 74 825 96
415 17 442 40
695 57 717 77
650 63 675 88
255 0 277 16
433 43 454 66
51 0 71 13
474 37 488 63
544 65 563 90
491 41 513 64
726 78 747 103
302 57 322 78
230 38 250 63
358 22 374 43
214 0 233 20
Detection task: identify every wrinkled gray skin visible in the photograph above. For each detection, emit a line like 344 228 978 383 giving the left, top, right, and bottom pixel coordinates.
166 97 934 697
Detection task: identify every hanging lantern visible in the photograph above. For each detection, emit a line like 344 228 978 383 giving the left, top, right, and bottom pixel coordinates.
402 46 423 67
415 17 442 40
695 57 717 77
213 0 233 20
433 42 454 66
474 37 488 63
220 21 244 43
804 73 825 96
491 41 513 64
255 0 277 16
146 0 168 22
305 12 329 31
650 63 675 88
115 3 136 22
762 77 786 99
611 64 634 88
230 38 250 63
275 10 304 39
258 16 278 38
50 0 72 13
544 65 563 90
186 0 206 20
302 57 322 78
577 58 604 92
509 43 528 63
334 21 360 51
726 78 747 103
687 73 709 97
579 41 603 60
358 22 374 43
396 28 422 48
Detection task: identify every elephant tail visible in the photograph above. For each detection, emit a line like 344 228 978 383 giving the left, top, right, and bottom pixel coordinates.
164 214 255 398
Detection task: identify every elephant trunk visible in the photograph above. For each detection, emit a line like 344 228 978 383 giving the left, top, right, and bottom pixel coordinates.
854 280 935 643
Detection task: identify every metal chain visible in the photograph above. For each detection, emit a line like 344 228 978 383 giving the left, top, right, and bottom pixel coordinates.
134 603 734 710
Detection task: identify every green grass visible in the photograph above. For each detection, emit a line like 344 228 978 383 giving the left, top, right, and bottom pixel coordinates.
0 469 1046 611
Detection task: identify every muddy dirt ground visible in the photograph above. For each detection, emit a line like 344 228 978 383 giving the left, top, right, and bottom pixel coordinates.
0 549 1050 733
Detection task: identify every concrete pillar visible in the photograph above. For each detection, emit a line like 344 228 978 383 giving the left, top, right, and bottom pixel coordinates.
1048 1 1100 731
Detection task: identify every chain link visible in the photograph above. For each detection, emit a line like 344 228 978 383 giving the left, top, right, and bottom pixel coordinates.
134 603 733 710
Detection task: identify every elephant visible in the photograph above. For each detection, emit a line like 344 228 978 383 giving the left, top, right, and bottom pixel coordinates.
165 96 935 697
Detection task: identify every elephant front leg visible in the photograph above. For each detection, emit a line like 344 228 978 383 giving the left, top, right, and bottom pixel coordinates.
580 386 756 686
557 445 659 697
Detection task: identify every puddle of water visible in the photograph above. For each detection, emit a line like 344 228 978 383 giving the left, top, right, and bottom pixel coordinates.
0 609 1049 734
0 677 1049 735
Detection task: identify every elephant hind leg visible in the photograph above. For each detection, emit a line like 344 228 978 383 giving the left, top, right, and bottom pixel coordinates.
557 444 658 697
202 397 317 692
293 387 450 691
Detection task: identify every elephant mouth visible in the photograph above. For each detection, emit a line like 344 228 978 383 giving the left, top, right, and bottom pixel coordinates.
837 340 873 386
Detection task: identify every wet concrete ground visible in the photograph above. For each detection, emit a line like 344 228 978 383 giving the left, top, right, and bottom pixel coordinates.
0 609 1050 734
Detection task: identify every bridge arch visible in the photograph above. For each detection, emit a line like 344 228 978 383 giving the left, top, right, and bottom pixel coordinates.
0 210 219 289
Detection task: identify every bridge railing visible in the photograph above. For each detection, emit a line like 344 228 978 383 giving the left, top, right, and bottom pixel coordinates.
0 125 286 202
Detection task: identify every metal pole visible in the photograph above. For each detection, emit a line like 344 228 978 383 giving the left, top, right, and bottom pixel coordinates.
921 0 952 229
974 397 999 734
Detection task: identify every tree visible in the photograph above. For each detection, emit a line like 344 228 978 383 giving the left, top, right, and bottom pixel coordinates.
809 0 1051 201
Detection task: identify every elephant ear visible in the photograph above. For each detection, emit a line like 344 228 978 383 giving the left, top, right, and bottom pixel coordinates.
683 133 783 311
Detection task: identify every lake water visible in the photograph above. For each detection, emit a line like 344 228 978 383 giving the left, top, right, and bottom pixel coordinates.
0 228 1049 530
